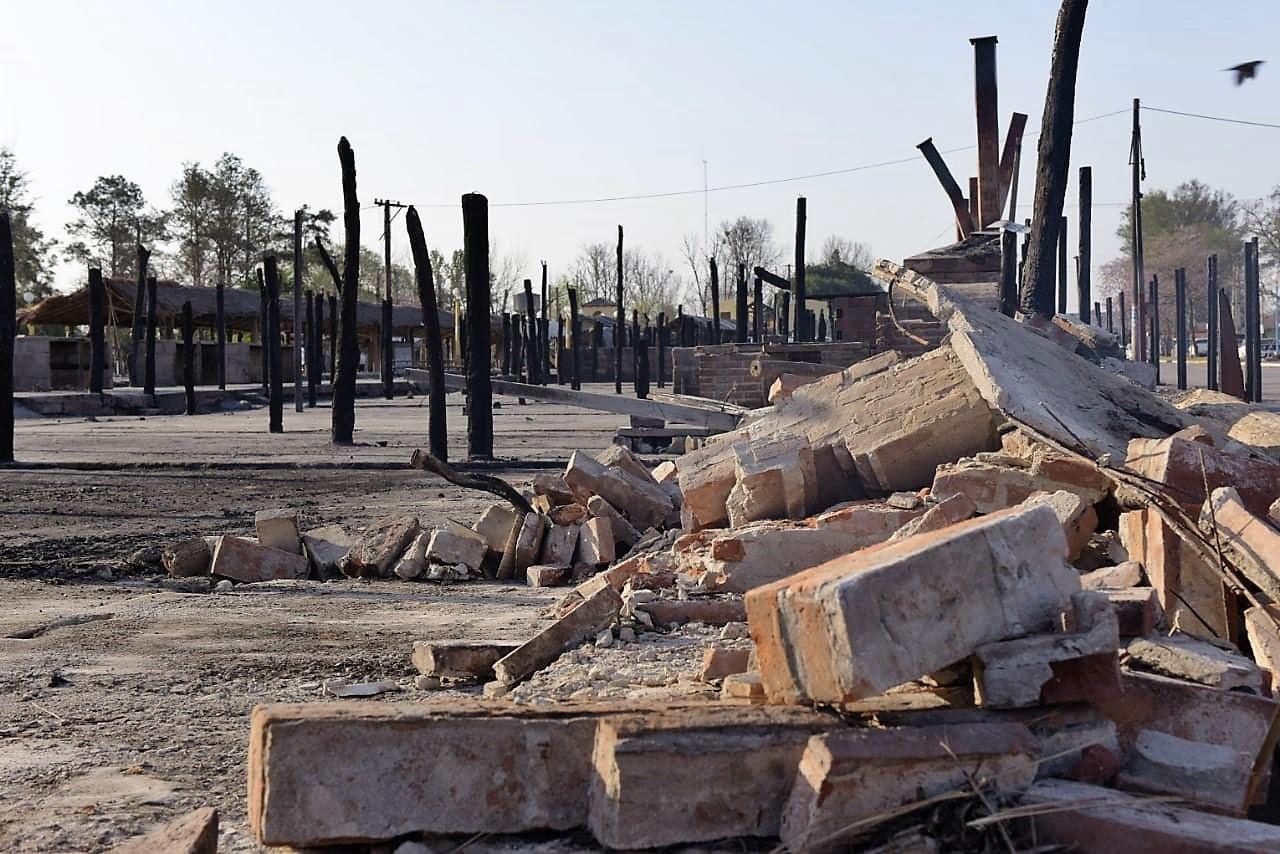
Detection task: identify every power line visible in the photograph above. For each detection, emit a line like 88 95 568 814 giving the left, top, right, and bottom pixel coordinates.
1141 105 1280 130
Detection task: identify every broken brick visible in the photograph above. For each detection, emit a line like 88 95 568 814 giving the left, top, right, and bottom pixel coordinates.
210 535 309 583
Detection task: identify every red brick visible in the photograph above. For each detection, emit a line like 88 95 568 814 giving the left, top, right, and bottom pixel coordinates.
210 535 309 583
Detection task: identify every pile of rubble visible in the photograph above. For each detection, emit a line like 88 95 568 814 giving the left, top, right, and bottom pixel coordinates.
241 262 1280 851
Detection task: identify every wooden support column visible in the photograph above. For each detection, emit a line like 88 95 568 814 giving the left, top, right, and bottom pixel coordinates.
1078 166 1092 324
676 304 684 348
1149 275 1161 386
0 213 15 463
129 244 150 386
1219 290 1246 400
501 313 512 376
144 275 158 397
1000 228 1018 318
590 324 600 382
735 263 748 343
1106 296 1114 333
614 229 624 393
997 112 1029 217
1130 98 1146 361
265 257 284 433
1093 301 1101 324
306 291 317 408
462 193 493 459
630 310 640 394
555 316 565 386
1057 216 1068 315
971 35 1001 228
1175 267 1188 390
794 196 808 342
313 293 325 388
709 257 722 343
656 312 667 388
780 291 791 341
406 206 448 462
753 275 763 342
88 268 105 394
332 137 361 445
636 325 650 401
1118 291 1128 351
258 271 269 391
182 301 196 415
1246 239 1263 402
917 138 975 238
216 278 226 389
327 294 337 383
1207 255 1219 391
568 287 581 391
523 279 540 384
294 209 305 411
540 262 551 386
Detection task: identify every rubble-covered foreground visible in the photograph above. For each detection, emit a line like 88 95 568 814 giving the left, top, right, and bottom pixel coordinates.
134 265 1280 851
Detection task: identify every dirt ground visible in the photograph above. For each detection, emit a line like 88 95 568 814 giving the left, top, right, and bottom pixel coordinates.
0 394 669 853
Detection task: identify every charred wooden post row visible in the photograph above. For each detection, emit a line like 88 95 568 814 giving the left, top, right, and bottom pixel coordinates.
1245 238 1263 402
568 287 581 391
258 270 269 392
305 292 318 408
144 275 158 397
999 227 1018 318
1021 0 1088 317
794 196 808 341
1207 255 1219 391
501 313 512 376
971 35 1001 228
917 138 975 238
294 209 306 412
1148 274 1161 386
88 268 106 395
332 137 361 445
614 228 624 394
709 257 722 343
1078 166 1092 324
1175 267 1188 390
406 206 448 462
0 213 15 462
523 278 541 385
327 294 337 382
182 301 196 415
265 257 284 433
129 244 150 385
735 263 748 343
1056 217 1068 315
753 275 763 343
461 193 493 459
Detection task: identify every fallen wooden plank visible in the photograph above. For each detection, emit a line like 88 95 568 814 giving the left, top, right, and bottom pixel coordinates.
406 369 743 432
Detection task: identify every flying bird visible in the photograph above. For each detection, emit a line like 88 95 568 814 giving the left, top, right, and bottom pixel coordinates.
1226 60 1264 85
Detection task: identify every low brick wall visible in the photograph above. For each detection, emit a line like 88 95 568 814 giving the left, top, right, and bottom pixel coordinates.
673 341 872 408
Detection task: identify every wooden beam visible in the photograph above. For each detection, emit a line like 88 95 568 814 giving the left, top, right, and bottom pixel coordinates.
917 138 975 237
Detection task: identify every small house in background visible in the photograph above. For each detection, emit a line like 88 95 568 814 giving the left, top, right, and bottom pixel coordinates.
803 262 887 342
582 297 617 319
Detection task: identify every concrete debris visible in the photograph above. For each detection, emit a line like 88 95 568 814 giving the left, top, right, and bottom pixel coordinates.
391 531 431 580
472 503 520 552
565 450 672 529
324 680 402 698
530 472 575 505
254 508 301 555
492 581 622 687
110 806 218 854
1202 485 1280 602
300 525 354 577
1127 425 1280 519
526 565 570 587
585 495 640 548
1080 559 1143 590
1120 507 1230 640
411 640 518 680
768 372 821 404
1125 634 1267 694
340 515 420 578
162 537 212 578
931 454 1109 516
426 526 488 573
1105 587 1162 637
548 502 588 526
596 443 658 485
576 516 615 567
210 535 309 583
512 511 546 571
1117 728 1253 814
700 647 751 682
725 432 817 526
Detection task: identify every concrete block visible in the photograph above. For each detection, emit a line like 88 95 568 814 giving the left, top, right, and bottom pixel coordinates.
254 508 302 555
585 495 640 548
492 582 622 686
565 450 671 529
720 671 766 701
341 515 419 578
888 492 976 542
972 591 1120 708
932 456 1108 516
1106 587 1161 637
1023 489 1098 560
1246 604 1280 691
700 647 751 682
1126 634 1267 694
587 706 836 849
162 537 212 577
1203 486 1280 603
537 524 580 568
746 504 1080 705
392 531 431 580
1020 778 1280 853
526 565 570 587
1081 560 1143 590
426 527 487 572
1119 508 1229 640
577 516 615 566
1128 427 1280 519
1117 729 1252 814
652 460 677 484
411 641 518 679
596 444 657 485
725 433 816 527
301 525 354 577
210 535 309 583
112 806 218 854
472 503 519 552
780 724 1037 852
512 512 546 571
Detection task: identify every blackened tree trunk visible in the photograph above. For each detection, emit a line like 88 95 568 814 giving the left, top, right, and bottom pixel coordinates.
0 213 14 462
182 300 196 415
1019 0 1089 317
144 275 158 397
462 193 493 459
735 262 748 343
265 256 284 433
129 244 150 385
615 226 624 394
406 206 448 462
215 278 227 389
523 279 540 384
332 137 361 445
88 268 106 394
794 196 807 341
709 257 721 343
305 291 317 408
568 287 581 391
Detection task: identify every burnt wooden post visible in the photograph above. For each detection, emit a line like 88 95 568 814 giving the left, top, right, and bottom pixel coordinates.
971 35 1001 227
501 313 512 376
967 178 980 230
327 294 338 382
817 311 828 341
656 311 667 388
1207 255 1219 391
306 291 317 407
1093 301 1101 325
294 210 305 412
1057 216 1068 315
780 291 791 340
1246 238 1262 402
1078 166 1092 324
1130 99 1147 361
258 271 269 391
555 315 566 386
614 228 624 393
540 262 551 385
510 315 523 378
462 193 493 459
1175 267 1188 390
216 278 227 389
636 326 650 400
630 310 640 394
1000 227 1018 317
709 257 722 343
753 275 763 342
794 196 808 341
332 137 361 444
88 268 106 394
1020 0 1089 317
129 244 151 385
735 262 748 343
1148 275 1160 386
0 213 15 462
523 279 540 384
1118 291 1128 350
265 257 284 433
590 324 601 382
1106 296 1114 333
182 300 196 415
144 275 158 397
1219 290 1246 399
568 287 581 391
406 206 448 462
917 138 976 238
314 293 325 387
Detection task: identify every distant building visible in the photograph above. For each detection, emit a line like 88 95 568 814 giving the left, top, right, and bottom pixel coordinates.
582 297 617 318
802 262 887 342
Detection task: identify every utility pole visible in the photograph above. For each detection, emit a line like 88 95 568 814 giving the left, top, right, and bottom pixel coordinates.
375 198 407 400
293 210 304 413
1129 98 1146 362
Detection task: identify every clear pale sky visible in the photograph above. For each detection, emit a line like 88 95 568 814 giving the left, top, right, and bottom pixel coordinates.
2 0 1276 309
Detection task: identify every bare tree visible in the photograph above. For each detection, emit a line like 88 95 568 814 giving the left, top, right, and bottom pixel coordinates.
815 235 874 270
624 248 678 317
569 242 614 302
720 216 780 280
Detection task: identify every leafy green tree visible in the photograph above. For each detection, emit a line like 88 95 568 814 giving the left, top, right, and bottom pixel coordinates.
170 162 215 287
0 148 57 304
65 174 165 277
